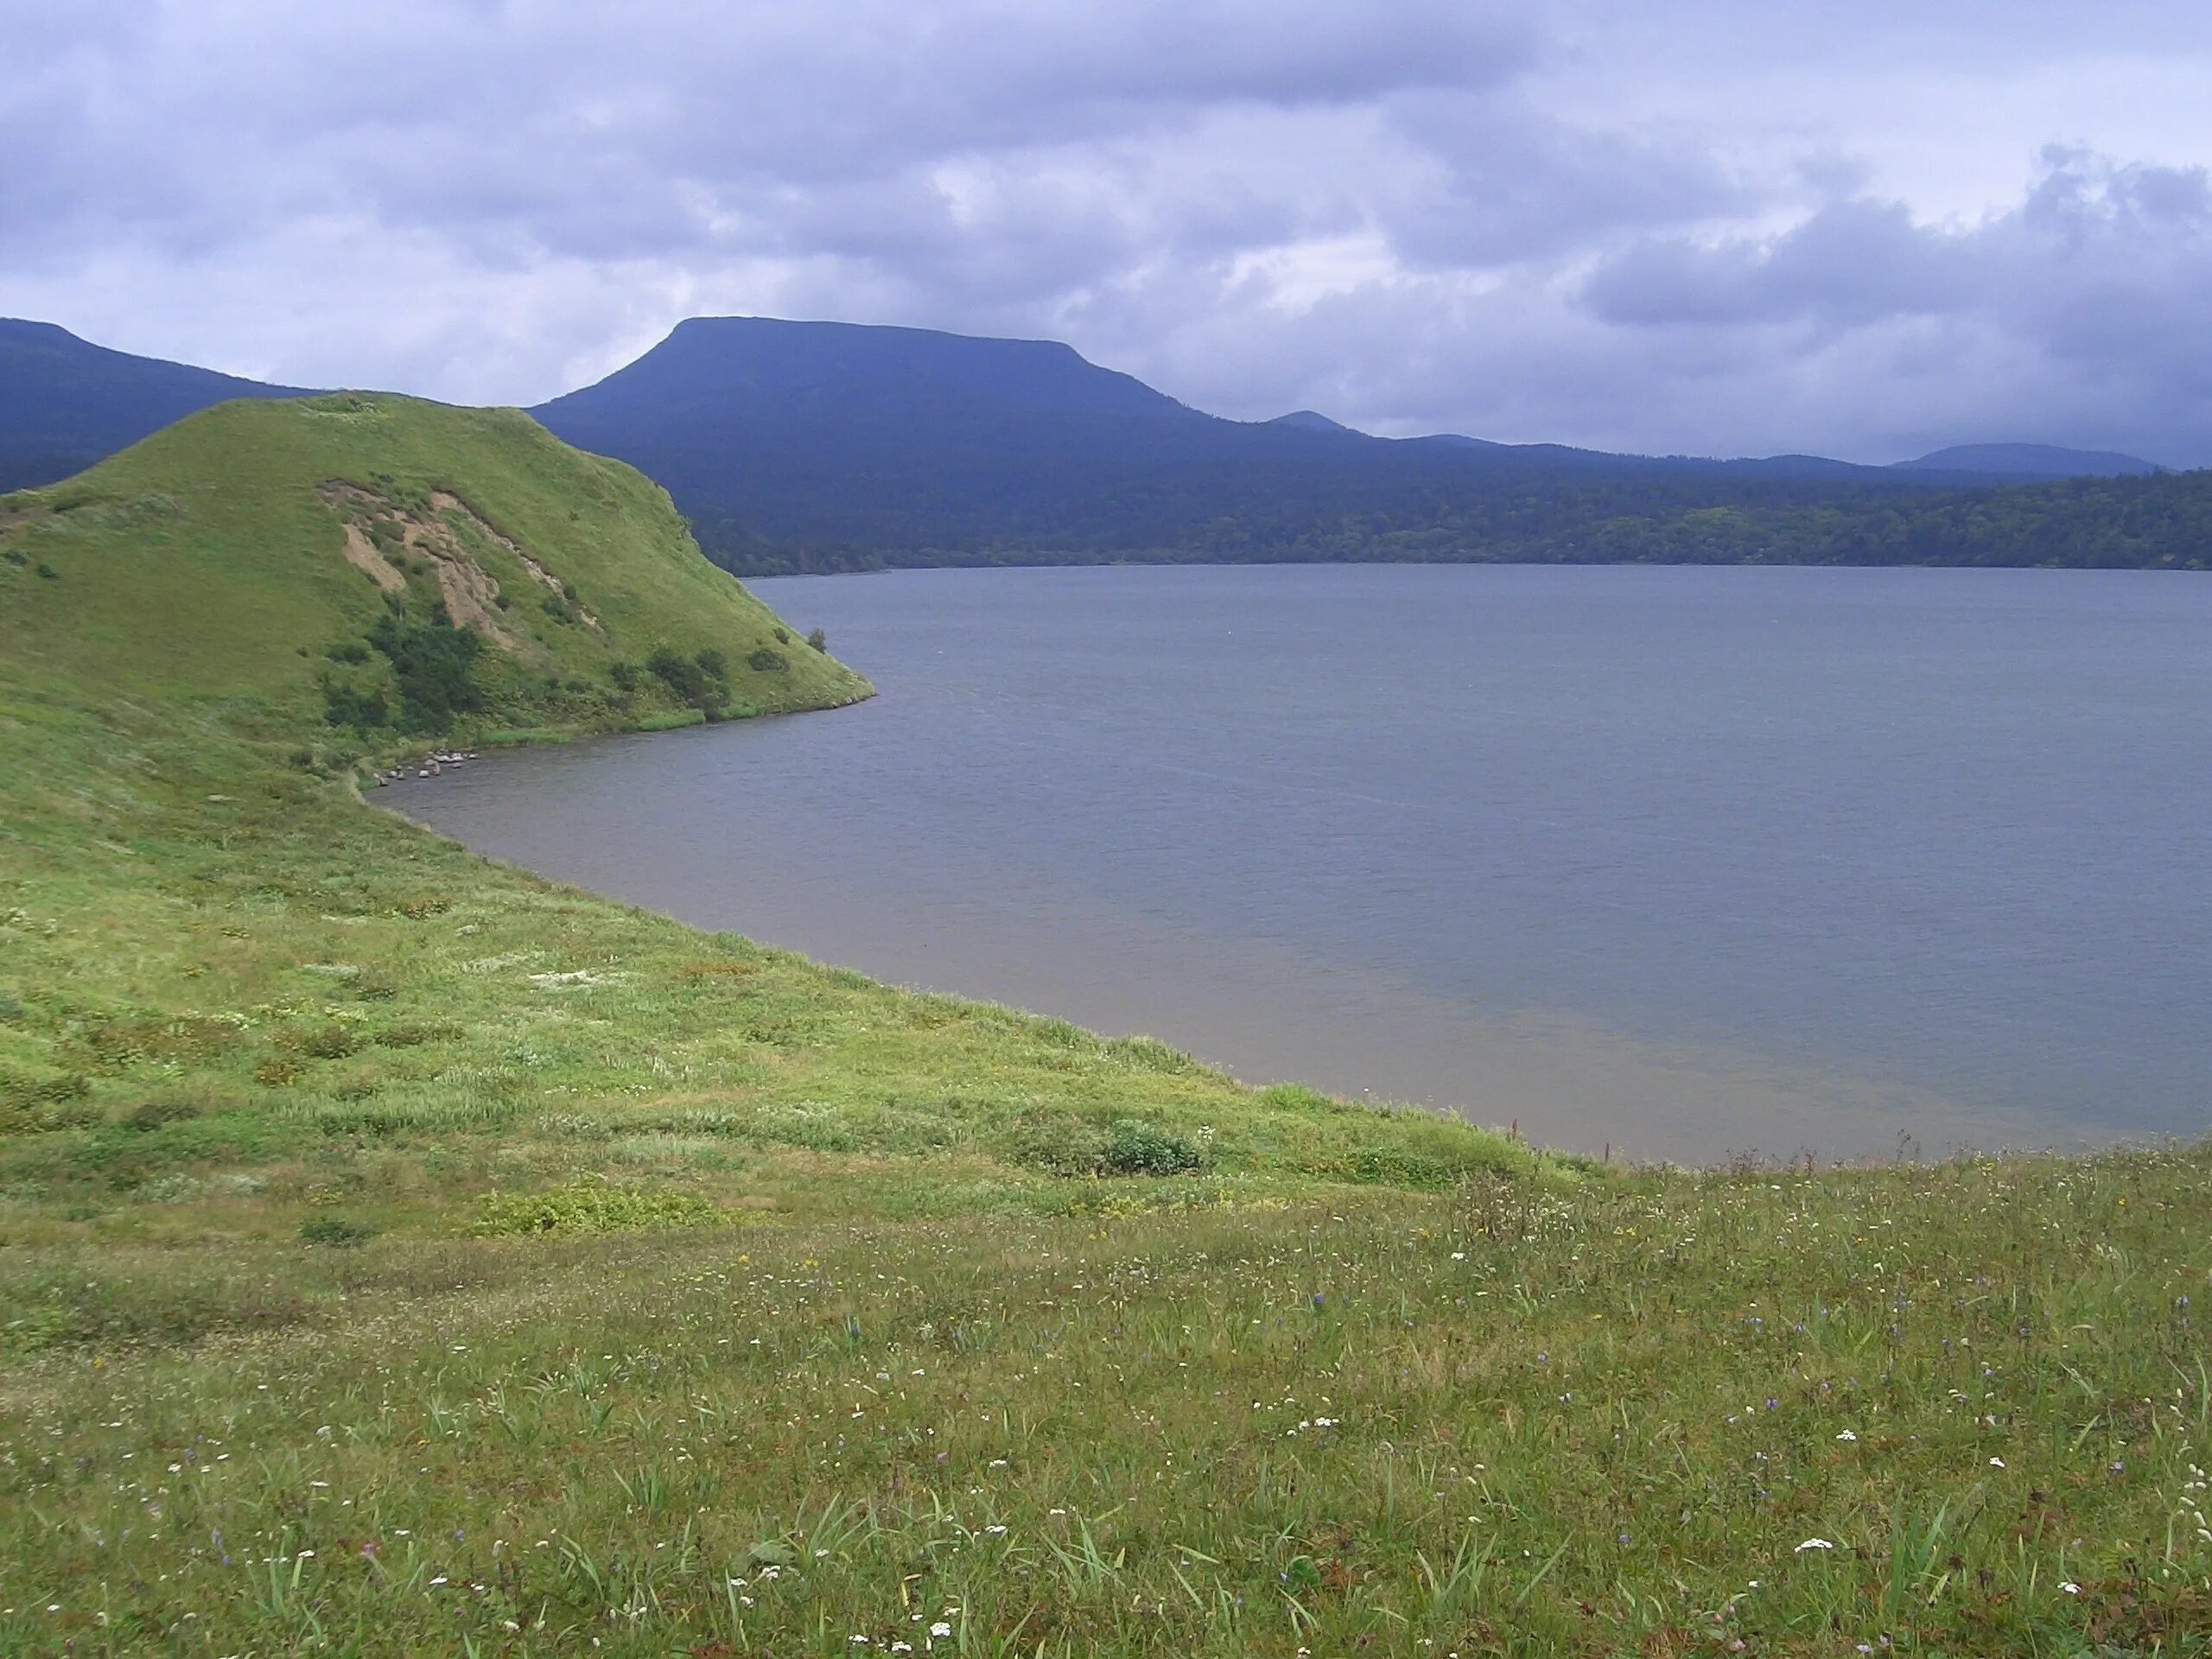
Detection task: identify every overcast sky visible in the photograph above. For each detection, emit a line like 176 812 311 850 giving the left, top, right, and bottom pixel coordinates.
5 1 2211 463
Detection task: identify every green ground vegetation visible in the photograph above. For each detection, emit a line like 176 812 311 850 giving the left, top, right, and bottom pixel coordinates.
0 391 866 725
700 458 2212 579
0 399 2208 1655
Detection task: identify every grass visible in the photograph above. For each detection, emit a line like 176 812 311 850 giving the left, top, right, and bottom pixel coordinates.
3 1154 2207 1654
1 399 2208 1654
0 391 868 721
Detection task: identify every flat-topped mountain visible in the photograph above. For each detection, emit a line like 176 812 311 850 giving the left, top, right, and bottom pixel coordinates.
530 315 1959 569
531 315 2207 574
543 315 1198 424
0 318 311 492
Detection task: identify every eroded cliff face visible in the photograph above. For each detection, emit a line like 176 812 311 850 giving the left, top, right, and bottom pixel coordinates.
319 481 601 649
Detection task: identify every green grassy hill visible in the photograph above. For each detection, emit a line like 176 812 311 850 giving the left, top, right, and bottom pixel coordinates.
0 392 868 724
0 401 2207 1656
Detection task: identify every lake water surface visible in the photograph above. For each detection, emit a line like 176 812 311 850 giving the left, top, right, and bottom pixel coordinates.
391 564 2212 1162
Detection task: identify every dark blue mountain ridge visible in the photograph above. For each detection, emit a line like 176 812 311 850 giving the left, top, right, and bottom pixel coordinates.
1896 442 2164 479
7 314 2202 574
530 315 2013 563
1268 409 1362 434
0 318 312 492
541 315 1199 424
537 315 1905 477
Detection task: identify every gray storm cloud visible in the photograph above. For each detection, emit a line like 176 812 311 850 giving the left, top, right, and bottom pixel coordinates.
3 0 2209 463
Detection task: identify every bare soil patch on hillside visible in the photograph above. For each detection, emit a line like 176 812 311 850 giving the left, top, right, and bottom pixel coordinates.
431 489 601 628
319 481 517 647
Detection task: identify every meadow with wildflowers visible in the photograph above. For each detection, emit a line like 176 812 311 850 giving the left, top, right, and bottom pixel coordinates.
3 1153 2207 1654
2 401 2209 1654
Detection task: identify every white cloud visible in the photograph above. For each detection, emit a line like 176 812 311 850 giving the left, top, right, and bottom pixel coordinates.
3 0 2209 461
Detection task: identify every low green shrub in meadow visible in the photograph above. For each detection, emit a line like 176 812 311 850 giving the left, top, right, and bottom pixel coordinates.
468 1175 726 1236
280 1022 363 1060
298 1215 377 1248
1103 1118 1207 1176
121 1094 202 1131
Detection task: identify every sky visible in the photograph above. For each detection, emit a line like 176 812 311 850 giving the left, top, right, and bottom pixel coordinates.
4 0 2211 464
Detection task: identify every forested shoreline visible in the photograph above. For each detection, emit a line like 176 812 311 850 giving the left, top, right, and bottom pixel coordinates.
707 465 2212 576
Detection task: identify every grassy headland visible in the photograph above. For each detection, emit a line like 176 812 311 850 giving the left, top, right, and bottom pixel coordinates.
0 399 2207 1655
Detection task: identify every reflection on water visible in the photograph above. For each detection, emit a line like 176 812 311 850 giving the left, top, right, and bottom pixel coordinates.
392 563 2212 1162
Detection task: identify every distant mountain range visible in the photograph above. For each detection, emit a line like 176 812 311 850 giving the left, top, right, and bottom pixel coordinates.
0 319 308 491
525 318 2192 571
3 315 2200 572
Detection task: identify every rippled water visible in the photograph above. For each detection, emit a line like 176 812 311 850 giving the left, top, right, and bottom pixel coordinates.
391 563 2212 1161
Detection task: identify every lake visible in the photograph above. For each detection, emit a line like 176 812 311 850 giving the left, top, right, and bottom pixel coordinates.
390 563 2212 1162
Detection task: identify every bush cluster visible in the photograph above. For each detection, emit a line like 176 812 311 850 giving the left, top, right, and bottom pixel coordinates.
1015 1117 1209 1178
299 1217 377 1248
635 645 738 715
321 606 486 734
468 1177 723 1237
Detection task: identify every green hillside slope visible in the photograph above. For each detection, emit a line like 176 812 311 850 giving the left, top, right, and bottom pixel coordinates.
0 392 868 723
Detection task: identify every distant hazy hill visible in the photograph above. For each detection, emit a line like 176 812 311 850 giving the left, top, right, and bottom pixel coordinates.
1268 410 1362 434
0 319 312 492
0 393 866 724
1896 442 2164 480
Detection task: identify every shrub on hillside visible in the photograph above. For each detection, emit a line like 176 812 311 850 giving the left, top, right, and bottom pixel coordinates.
123 1096 203 1132
279 1024 361 1061
646 645 734 713
468 1177 722 1237
372 1020 462 1048
1011 1116 1210 1178
321 677 391 730
365 608 484 734
1103 1120 1207 1176
300 1217 377 1249
0 1065 98 1133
